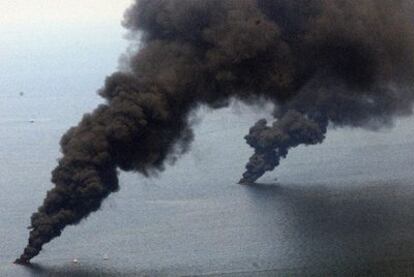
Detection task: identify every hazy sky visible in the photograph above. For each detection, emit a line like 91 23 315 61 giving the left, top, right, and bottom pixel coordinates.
0 1 133 98
0 0 133 27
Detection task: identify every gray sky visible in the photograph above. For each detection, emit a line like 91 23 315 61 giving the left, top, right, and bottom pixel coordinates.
0 1 132 98
0 0 133 27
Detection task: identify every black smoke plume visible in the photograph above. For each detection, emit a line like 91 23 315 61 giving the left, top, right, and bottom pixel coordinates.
16 0 414 263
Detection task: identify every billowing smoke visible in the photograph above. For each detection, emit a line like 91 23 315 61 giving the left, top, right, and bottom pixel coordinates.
240 110 326 183
16 0 414 264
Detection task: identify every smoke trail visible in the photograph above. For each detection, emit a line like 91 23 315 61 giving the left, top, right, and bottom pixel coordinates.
16 0 414 263
239 110 326 184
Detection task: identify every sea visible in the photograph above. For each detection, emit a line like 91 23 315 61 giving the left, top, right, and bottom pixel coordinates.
2 20 414 277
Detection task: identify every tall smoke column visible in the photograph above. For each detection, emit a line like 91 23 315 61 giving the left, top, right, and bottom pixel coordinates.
239 110 326 184
16 0 414 264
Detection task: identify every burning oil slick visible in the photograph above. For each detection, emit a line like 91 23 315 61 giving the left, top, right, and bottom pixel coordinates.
239 110 326 184
16 0 414 263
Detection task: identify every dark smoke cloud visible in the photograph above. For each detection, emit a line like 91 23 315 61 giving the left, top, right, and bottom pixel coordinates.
240 110 326 184
16 0 414 263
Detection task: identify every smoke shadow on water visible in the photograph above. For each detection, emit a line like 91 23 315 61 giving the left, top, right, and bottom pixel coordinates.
18 263 100 277
242 181 414 273
17 262 166 277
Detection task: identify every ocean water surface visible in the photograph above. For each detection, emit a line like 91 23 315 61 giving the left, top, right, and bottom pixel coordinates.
2 19 414 277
